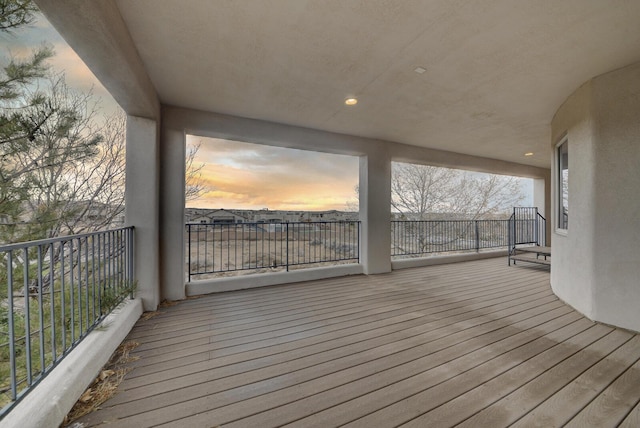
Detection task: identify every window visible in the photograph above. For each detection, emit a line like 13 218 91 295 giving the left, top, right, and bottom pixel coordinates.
557 138 568 230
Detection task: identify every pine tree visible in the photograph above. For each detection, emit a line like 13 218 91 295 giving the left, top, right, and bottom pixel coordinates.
0 0 54 242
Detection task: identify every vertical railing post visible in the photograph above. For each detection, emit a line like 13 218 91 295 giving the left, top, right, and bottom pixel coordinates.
129 227 135 298
187 224 192 282
23 248 32 386
533 207 540 245
60 241 66 352
49 243 56 362
90 236 96 325
475 220 480 252
95 234 102 314
357 221 361 263
84 237 90 337
69 240 76 342
77 238 83 337
7 251 16 401
37 245 45 375
286 223 289 272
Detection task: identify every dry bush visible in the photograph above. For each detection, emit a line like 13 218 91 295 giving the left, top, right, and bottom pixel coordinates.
63 341 140 426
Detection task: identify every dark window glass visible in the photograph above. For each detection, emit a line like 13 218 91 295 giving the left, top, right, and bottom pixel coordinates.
558 140 568 229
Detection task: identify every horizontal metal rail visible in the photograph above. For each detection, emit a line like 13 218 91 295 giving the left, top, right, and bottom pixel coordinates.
186 221 360 280
391 219 510 257
0 227 134 418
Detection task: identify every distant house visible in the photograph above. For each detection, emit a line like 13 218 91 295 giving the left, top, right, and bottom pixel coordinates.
190 209 248 224
298 210 358 222
189 214 213 224
255 210 299 223
255 212 286 223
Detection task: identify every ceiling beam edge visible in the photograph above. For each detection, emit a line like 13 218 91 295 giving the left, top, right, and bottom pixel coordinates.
34 0 160 120
164 105 550 179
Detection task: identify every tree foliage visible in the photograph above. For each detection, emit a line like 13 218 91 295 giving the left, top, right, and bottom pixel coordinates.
391 163 525 220
0 0 207 244
185 141 206 202
0 1 128 243
1 72 127 242
0 0 37 32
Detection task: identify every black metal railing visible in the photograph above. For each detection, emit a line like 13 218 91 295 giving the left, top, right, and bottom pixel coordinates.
0 227 134 417
508 207 547 255
391 219 510 257
186 221 360 280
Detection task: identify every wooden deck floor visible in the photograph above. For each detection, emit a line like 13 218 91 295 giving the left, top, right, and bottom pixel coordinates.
78 258 640 427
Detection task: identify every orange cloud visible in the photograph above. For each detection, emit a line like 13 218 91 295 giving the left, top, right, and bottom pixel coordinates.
186 137 359 210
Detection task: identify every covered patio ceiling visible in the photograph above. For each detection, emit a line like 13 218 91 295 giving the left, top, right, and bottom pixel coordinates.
42 1 640 168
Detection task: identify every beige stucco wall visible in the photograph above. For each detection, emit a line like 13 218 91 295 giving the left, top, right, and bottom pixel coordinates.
551 61 640 331
550 80 596 318
591 62 640 330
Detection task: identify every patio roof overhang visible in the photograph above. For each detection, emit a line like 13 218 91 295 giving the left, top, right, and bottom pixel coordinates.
34 0 640 169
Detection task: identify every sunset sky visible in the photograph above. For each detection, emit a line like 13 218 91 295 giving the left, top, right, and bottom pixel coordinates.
186 135 533 211
186 135 359 210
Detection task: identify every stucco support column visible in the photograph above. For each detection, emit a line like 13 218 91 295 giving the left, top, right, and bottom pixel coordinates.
551 61 640 332
125 116 160 311
359 150 392 274
159 110 187 301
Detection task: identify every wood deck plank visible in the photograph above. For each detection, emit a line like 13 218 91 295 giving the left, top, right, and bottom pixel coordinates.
340 318 601 428
565 356 640 427
620 399 640 428
512 334 640 427
131 269 544 344
395 324 614 428
232 309 579 428
158 315 595 428
279 310 580 428
129 276 550 358
124 285 552 385
74 258 640 428
456 329 633 427
82 289 560 425
131 280 527 349
145 302 568 427
107 295 563 409
128 278 550 367
133 262 543 332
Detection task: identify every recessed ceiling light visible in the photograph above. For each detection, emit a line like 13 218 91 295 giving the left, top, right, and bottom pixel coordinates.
414 67 427 74
345 98 358 106
524 152 534 156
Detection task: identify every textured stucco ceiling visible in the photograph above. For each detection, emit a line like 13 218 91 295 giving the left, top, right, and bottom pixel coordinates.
114 0 640 168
